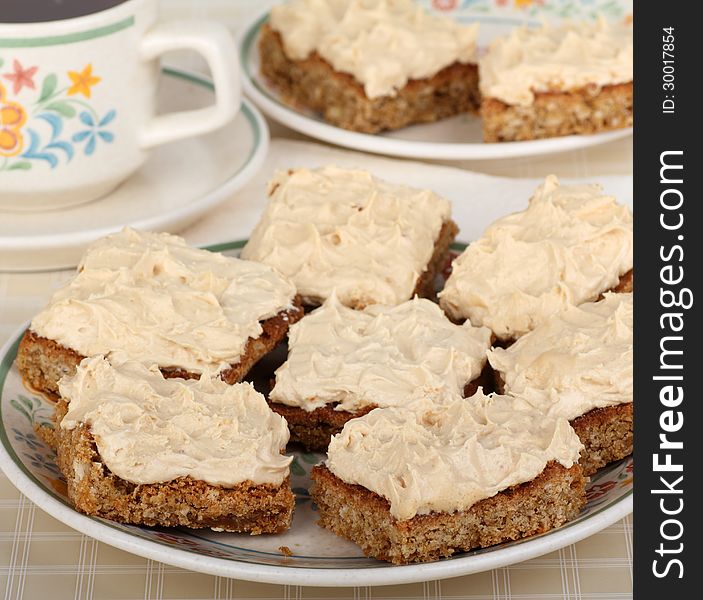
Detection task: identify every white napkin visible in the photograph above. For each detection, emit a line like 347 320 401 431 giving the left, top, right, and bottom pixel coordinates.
181 139 633 247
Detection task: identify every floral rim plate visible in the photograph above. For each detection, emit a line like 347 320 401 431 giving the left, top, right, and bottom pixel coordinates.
239 5 633 161
0 243 633 586
0 69 269 272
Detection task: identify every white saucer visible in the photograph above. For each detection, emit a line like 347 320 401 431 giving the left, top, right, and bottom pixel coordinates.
239 10 632 161
0 68 269 272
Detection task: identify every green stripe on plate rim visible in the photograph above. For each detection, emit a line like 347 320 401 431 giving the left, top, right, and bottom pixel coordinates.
241 13 269 75
162 67 262 214
241 13 289 111
0 16 135 48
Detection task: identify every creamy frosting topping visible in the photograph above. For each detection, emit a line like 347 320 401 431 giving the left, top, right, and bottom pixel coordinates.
489 293 632 421
480 17 633 106
31 228 297 374
269 0 478 98
438 175 632 340
60 356 292 486
326 388 582 520
241 166 452 308
270 294 491 413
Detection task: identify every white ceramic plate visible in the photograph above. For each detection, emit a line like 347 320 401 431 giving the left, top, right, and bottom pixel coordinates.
239 8 632 161
0 243 633 587
0 69 269 273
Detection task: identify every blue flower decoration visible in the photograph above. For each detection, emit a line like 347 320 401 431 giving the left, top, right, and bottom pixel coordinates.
72 109 116 156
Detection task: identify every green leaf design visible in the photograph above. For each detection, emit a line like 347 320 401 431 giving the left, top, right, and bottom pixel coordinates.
45 102 76 118
18 395 34 411
10 399 32 423
38 74 58 103
7 161 32 171
0 57 4 69
290 457 306 476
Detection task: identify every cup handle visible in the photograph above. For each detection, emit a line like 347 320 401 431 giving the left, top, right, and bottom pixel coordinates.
139 21 240 149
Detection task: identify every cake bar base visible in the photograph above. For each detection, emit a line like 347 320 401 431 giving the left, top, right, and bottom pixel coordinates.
259 24 480 134
269 402 375 452
54 400 294 534
571 403 633 476
271 360 491 452
17 298 303 397
412 220 460 302
311 462 586 564
481 82 633 142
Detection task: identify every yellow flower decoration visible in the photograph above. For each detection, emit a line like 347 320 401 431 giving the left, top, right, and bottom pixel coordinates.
67 64 102 98
515 0 536 7
0 82 27 157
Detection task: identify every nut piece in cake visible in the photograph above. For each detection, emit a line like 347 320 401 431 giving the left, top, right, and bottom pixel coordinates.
438 175 632 342
261 0 480 133
479 18 633 142
270 294 493 450
310 389 586 564
17 228 303 396
489 292 633 475
56 356 295 533
241 166 458 309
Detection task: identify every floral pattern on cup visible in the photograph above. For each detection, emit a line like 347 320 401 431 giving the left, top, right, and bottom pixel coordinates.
0 56 116 172
0 82 27 158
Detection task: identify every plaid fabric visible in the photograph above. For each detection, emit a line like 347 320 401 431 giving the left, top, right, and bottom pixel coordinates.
0 470 632 599
0 467 632 598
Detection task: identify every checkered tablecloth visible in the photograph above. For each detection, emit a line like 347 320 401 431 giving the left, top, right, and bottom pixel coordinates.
0 466 632 599
0 1 633 598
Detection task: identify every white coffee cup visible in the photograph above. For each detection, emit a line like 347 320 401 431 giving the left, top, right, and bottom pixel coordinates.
0 0 240 211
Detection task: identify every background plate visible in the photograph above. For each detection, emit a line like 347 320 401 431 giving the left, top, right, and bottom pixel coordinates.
240 1 633 161
0 245 633 586
0 69 269 272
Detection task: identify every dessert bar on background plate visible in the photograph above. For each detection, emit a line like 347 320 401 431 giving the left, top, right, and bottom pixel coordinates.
260 0 480 134
479 19 632 142
0 139 633 585
239 2 633 161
